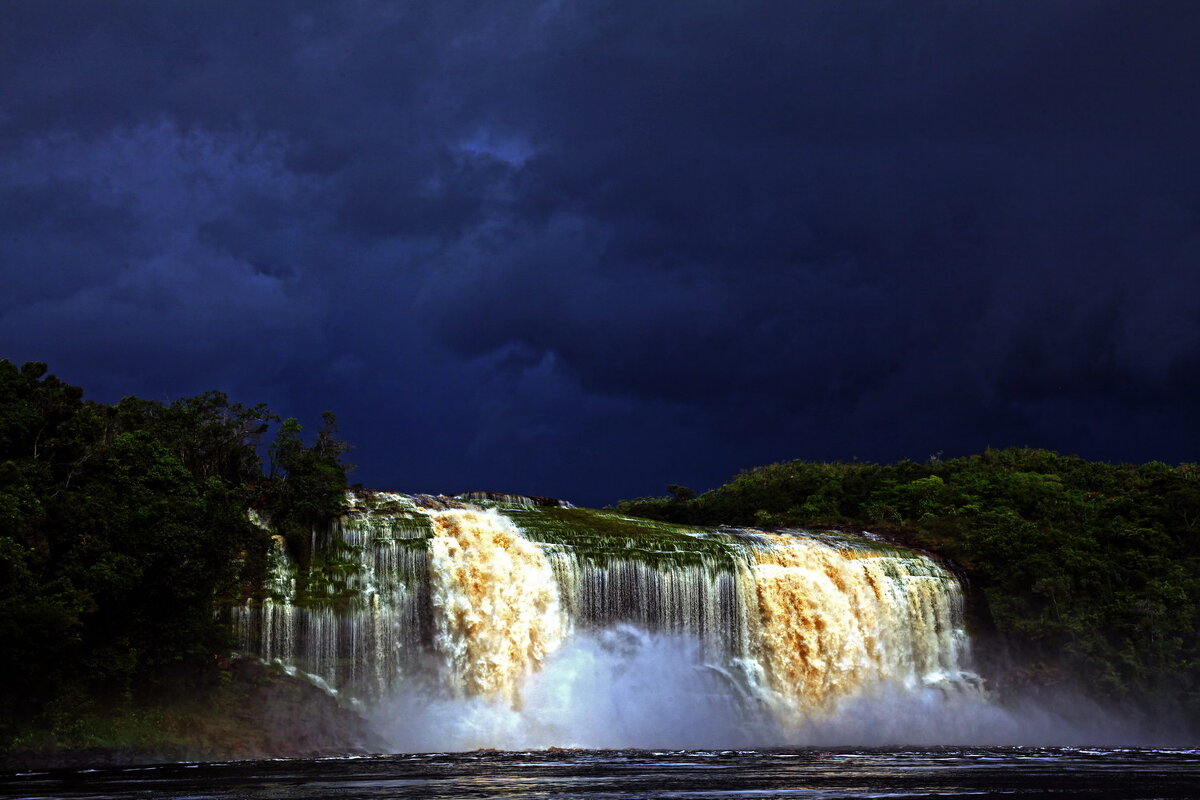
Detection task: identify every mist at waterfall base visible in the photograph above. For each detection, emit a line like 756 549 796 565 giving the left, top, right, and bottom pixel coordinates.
372 626 1136 751
233 499 1177 752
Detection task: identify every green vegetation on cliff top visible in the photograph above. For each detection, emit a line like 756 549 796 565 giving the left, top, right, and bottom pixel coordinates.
502 505 738 569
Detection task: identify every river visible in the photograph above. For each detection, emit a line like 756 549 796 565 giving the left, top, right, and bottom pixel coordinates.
3 747 1199 799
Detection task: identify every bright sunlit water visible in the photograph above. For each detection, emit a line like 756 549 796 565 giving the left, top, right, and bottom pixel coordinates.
3 748 1199 799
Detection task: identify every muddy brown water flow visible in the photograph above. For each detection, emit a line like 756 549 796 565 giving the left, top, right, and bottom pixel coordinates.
3 748 1200 800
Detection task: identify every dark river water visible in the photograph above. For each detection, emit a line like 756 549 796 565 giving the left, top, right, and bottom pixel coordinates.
3 748 1199 800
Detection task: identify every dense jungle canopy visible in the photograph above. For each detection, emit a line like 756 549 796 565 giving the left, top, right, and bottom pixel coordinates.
0 360 349 746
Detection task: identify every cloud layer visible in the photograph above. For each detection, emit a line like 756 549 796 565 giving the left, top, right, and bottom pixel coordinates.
3 1 1199 504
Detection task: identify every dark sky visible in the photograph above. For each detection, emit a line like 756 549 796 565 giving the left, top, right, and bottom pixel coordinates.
3 2 1199 506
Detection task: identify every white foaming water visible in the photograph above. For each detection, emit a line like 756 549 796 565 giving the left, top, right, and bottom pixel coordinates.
426 509 565 706
371 626 1061 750
742 533 973 728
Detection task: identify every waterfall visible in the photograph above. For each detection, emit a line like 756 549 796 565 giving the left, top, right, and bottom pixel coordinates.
231 493 982 745
746 533 967 726
231 493 432 700
427 509 565 706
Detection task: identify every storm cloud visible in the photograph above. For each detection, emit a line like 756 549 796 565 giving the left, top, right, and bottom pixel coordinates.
3 1 1198 504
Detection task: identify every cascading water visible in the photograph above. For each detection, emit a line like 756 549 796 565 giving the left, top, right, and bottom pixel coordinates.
746 533 968 725
427 509 565 706
231 491 988 748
